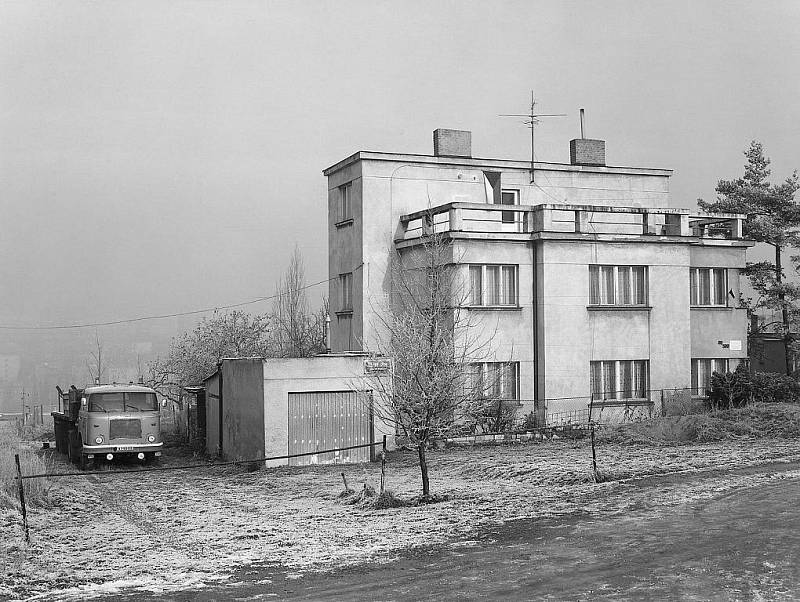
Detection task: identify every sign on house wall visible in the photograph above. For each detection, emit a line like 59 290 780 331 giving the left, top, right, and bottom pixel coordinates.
364 358 392 375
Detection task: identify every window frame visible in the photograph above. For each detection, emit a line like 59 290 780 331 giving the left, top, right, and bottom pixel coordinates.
690 267 728 307
468 264 519 307
590 359 650 402
337 182 353 224
498 188 520 224
588 265 648 307
338 272 353 312
470 362 520 401
691 358 729 397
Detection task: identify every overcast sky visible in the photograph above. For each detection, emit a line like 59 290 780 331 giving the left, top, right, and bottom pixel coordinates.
2 0 799 331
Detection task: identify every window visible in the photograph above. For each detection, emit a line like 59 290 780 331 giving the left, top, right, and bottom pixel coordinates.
337 183 352 222
469 265 518 306
469 362 519 400
498 189 519 224
590 360 649 401
691 358 729 396
589 266 647 306
339 272 353 311
690 268 727 306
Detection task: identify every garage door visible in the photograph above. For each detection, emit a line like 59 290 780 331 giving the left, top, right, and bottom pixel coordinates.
288 391 372 466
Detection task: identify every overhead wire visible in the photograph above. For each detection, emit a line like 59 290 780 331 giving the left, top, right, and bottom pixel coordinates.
0 266 362 331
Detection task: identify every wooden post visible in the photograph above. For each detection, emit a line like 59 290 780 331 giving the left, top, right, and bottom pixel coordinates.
14 454 30 543
380 435 387 494
590 425 599 483
341 472 349 492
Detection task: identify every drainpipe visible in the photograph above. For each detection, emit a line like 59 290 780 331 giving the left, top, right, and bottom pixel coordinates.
325 314 331 353
217 361 224 458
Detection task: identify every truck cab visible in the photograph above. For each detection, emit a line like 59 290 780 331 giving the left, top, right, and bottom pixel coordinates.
54 384 166 468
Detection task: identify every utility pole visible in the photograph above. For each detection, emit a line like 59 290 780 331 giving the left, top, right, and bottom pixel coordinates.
500 91 566 183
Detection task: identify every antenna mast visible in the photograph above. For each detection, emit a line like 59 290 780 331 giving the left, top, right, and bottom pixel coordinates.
500 90 566 183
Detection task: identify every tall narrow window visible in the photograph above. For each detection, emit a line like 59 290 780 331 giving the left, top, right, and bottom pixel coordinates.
589 266 648 306
690 268 727 307
469 266 483 305
469 265 518 307
499 189 519 224
338 183 352 222
339 272 353 311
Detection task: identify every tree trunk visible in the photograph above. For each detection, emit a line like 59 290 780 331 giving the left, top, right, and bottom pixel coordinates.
776 246 792 375
417 442 430 500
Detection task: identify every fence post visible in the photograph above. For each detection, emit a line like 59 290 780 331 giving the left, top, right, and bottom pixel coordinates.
590 424 599 483
380 435 387 494
14 454 30 543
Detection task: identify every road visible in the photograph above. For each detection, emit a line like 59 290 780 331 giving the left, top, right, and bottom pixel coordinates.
117 470 800 601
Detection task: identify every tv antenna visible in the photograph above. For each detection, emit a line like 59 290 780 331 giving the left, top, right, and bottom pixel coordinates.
500 91 566 183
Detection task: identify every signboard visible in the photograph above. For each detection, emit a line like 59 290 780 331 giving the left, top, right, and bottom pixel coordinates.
364 358 392 375
729 339 742 351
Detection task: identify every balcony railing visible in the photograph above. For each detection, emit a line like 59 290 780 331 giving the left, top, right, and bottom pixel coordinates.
396 202 745 242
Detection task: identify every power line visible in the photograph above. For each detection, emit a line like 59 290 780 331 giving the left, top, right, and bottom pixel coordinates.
0 268 359 331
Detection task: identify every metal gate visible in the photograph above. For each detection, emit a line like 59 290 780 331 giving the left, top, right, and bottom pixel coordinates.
288 391 372 466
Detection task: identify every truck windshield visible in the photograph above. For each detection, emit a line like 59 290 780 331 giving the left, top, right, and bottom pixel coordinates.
88 392 158 413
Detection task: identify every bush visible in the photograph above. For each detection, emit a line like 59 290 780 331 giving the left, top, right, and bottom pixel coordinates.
750 372 800 404
708 364 752 410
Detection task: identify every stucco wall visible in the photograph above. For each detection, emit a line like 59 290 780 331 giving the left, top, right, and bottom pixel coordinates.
262 355 394 468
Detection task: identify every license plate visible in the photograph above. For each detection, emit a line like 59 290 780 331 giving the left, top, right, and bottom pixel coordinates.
114 445 137 451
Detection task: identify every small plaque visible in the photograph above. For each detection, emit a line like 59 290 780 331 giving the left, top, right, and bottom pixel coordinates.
729 340 742 351
364 358 392 375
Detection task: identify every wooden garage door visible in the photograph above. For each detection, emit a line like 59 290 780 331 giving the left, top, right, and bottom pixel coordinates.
288 391 372 466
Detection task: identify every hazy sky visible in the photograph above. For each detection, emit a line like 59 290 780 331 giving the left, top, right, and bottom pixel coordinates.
2 0 799 330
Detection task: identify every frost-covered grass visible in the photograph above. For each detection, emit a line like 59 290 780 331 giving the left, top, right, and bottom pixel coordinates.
599 402 800 445
3 435 800 600
0 423 54 510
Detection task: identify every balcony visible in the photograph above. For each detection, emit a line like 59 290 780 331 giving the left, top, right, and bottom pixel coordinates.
395 202 746 245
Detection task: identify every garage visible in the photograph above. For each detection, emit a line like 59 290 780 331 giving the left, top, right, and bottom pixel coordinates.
288 391 373 465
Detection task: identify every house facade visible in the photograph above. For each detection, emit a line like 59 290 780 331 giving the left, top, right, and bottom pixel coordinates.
324 129 752 424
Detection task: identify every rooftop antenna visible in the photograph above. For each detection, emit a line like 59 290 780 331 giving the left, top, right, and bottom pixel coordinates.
500 90 566 183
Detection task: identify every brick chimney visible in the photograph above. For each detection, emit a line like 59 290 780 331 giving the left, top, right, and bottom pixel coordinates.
569 138 605 166
433 129 472 158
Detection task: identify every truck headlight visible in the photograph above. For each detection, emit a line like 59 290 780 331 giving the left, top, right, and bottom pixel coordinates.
147 435 156 443
94 436 104 444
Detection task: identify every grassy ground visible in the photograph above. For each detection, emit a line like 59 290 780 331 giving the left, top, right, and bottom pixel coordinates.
0 423 55 510
2 405 800 600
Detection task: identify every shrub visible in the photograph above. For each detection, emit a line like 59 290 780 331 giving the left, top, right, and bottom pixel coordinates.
750 372 800 404
708 364 752 410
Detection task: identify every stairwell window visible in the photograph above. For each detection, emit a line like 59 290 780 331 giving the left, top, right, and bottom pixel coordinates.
589 265 647 306
690 268 727 306
339 272 353 312
498 189 519 224
691 358 729 396
469 362 519 400
337 183 352 223
469 265 518 306
590 360 649 401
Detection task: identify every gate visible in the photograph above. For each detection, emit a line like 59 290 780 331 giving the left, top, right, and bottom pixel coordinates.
288 391 372 466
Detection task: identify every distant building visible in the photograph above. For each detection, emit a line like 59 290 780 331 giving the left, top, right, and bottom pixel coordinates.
323 128 752 422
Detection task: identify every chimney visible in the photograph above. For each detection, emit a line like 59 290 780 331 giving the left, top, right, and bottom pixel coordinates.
433 128 472 158
570 138 605 166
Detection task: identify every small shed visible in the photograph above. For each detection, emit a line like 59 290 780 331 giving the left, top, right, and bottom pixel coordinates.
203 354 394 466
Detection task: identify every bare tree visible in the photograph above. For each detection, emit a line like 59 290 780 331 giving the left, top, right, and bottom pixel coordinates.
148 310 274 402
363 231 502 499
272 245 327 357
86 331 108 384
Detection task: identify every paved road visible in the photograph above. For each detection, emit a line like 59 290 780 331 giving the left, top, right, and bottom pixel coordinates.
132 471 800 601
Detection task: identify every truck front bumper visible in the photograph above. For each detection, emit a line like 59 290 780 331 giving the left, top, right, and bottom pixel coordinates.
82 442 164 455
